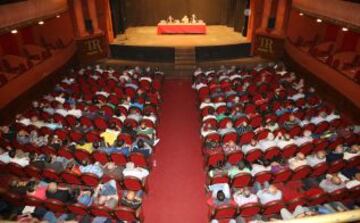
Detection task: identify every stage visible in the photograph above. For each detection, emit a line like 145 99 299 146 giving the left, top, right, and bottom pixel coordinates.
110 25 252 62
112 25 250 47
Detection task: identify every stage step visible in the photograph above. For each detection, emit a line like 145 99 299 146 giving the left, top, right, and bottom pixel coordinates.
174 47 196 71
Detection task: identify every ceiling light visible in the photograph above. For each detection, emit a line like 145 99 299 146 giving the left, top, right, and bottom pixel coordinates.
342 27 348 32
38 21 44 25
299 12 304 16
316 19 322 23
56 15 61 18
11 29 18 34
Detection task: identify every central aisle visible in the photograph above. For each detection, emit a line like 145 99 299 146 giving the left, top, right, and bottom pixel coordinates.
143 79 208 223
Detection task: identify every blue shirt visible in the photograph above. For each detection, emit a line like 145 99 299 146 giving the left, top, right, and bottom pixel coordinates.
80 164 104 178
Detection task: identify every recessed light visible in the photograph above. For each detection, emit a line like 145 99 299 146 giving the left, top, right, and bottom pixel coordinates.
11 29 18 34
299 13 304 16
38 21 44 25
56 15 60 18
342 27 348 32
316 19 322 23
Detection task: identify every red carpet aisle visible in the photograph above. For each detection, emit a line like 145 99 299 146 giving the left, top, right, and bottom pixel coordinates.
143 79 208 223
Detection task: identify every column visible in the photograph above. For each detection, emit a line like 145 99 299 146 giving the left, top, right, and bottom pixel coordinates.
73 0 88 37
274 0 288 35
88 0 101 34
260 0 273 31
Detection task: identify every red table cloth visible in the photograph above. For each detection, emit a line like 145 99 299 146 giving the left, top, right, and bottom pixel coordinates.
157 24 207 34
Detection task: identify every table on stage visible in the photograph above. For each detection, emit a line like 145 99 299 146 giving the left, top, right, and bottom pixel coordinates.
157 23 207 34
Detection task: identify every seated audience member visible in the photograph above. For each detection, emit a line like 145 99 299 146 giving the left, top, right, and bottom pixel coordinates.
100 124 121 147
270 159 289 174
344 144 359 160
77 188 94 207
46 182 73 203
288 152 308 170
235 121 253 135
44 155 71 173
76 140 94 154
306 150 326 167
319 175 346 193
276 133 295 149
123 162 149 181
242 139 260 154
345 172 360 189
310 111 327 125
218 121 236 136
326 145 344 163
79 160 104 178
294 130 313 145
121 190 144 210
93 180 119 209
131 139 152 157
101 139 130 156
201 123 217 138
208 183 231 204
256 184 282 205
222 140 241 155
233 187 258 207
103 162 124 181
259 133 277 152
136 122 157 144
27 181 48 200
0 125 16 141
280 205 317 220
251 163 271 176
283 114 301 130
227 161 251 178
208 190 233 207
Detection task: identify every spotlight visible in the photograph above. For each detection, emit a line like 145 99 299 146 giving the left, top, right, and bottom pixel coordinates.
38 21 44 25
342 27 349 32
11 29 18 34
56 15 61 18
299 12 304 16
316 18 322 23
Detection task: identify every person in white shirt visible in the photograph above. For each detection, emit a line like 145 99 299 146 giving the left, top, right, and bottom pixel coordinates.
242 139 260 154
319 175 345 193
256 185 282 205
218 121 236 136
259 133 277 152
67 104 82 118
276 133 295 149
233 187 258 207
288 152 308 170
294 130 313 145
306 150 326 167
310 112 327 125
208 183 231 200
344 145 359 160
123 162 149 181
345 173 360 189
251 163 271 176
326 112 340 122
199 98 215 110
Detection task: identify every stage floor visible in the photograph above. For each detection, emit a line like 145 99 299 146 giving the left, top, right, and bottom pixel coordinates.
112 25 250 47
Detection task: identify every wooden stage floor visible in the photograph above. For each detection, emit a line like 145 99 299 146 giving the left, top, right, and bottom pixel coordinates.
112 25 250 47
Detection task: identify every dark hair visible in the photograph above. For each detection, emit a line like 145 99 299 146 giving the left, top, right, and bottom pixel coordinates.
26 181 36 193
117 139 125 147
217 190 225 202
137 139 144 148
8 150 16 158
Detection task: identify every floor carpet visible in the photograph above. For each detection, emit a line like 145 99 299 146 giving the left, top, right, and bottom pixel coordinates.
143 79 208 223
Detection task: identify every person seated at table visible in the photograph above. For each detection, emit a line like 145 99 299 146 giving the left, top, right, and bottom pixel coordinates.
167 15 174 23
191 14 197 23
233 187 258 207
181 15 189 24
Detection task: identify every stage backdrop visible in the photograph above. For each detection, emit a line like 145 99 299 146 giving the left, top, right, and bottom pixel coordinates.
110 0 248 35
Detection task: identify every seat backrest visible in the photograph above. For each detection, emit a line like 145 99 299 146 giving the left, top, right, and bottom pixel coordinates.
232 173 252 188
262 200 284 216
291 165 312 181
272 168 292 183
114 206 138 222
212 205 237 219
239 203 261 217
81 172 100 187
226 151 244 165
123 176 143 191
254 171 272 184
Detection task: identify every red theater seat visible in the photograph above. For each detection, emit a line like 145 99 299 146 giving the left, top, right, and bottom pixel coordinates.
239 203 261 217
231 172 252 188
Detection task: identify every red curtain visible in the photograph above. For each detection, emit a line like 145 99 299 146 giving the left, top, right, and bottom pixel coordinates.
21 26 34 44
0 33 19 55
341 31 359 52
324 24 339 42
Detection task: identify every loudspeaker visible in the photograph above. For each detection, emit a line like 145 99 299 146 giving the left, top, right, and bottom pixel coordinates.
85 19 94 33
268 17 276 29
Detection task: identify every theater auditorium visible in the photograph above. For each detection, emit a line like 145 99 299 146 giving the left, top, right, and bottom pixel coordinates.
0 0 359 222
